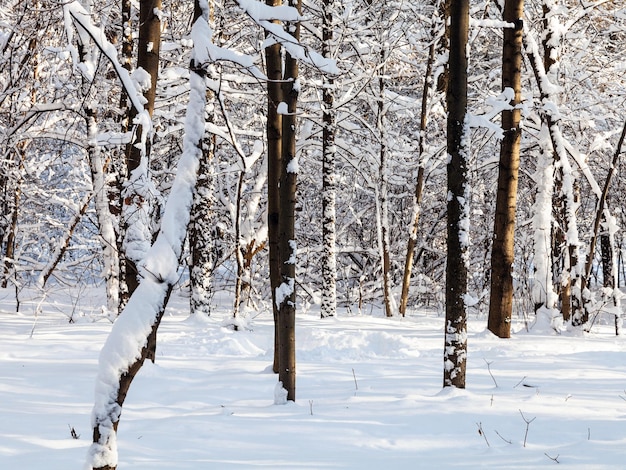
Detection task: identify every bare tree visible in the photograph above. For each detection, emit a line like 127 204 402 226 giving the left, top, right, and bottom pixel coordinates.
320 0 337 319
444 0 469 389
488 0 524 338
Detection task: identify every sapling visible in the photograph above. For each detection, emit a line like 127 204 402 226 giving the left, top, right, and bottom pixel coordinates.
484 358 498 387
519 409 536 447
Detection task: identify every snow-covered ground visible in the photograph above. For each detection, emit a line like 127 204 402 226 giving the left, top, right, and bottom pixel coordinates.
1 286 625 469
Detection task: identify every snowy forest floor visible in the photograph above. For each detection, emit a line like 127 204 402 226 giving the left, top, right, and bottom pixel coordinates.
1 286 626 469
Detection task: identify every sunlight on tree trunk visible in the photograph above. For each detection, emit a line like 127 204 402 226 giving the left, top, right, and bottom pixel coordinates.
488 0 524 339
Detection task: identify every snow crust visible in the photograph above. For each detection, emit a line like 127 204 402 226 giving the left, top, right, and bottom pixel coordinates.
3 288 626 469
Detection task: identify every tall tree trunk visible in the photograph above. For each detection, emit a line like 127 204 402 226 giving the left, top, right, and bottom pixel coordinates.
276 0 301 402
121 0 162 303
265 0 283 374
443 0 469 389
190 0 217 318
531 126 556 312
399 2 440 316
487 0 524 338
320 0 337 319
377 48 394 318
525 7 583 325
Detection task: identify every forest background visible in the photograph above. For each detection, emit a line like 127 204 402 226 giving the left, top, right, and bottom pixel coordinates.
1 0 626 468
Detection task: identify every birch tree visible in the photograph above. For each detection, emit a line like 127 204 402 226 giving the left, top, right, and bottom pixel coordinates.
320 0 337 319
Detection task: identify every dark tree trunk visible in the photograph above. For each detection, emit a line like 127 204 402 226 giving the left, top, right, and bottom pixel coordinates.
121 0 162 304
488 0 524 338
265 0 284 374
277 0 301 402
443 0 469 389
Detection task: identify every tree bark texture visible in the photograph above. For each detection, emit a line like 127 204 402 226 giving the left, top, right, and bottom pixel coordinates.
121 0 162 304
488 0 524 338
277 0 301 402
320 0 337 319
264 0 283 374
444 0 469 389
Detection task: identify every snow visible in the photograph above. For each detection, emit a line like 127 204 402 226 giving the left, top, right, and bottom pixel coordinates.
3 286 626 469
276 102 288 115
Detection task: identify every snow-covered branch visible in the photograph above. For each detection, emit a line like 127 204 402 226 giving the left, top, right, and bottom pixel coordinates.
233 0 339 74
86 11 212 469
63 1 151 131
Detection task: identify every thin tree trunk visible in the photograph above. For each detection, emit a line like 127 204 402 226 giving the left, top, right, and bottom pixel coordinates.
444 0 469 389
320 0 337 319
265 0 283 374
399 4 439 316
377 51 393 318
2 146 23 288
233 170 246 323
121 0 162 302
488 0 524 338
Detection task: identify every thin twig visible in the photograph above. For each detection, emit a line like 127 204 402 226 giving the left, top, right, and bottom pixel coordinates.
495 430 512 444
514 376 527 388
484 358 498 387
544 452 560 463
519 409 536 447
352 368 358 391
476 422 490 447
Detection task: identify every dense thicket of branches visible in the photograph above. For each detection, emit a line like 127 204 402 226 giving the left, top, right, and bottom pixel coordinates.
1 0 625 327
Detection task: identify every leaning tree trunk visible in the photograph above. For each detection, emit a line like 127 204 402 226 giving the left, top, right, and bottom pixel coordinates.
399 1 440 316
487 0 524 338
88 6 209 468
443 0 469 389
525 14 584 325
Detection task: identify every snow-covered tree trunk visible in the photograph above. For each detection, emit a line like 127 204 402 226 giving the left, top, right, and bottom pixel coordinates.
531 131 557 312
86 4 210 467
444 0 469 389
1 145 23 288
276 0 300 402
320 0 337 319
120 0 162 304
525 11 585 325
487 0 524 339
189 131 216 317
376 45 394 318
